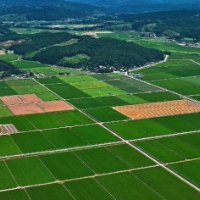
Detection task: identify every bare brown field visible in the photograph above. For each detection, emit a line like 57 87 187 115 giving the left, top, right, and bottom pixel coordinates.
19 94 42 103
83 32 96 36
37 101 74 112
1 96 23 105
1 94 42 105
1 94 74 115
113 100 200 119
8 104 44 115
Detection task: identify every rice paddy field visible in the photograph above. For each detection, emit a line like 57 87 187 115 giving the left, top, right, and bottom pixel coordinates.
1 69 200 199
0 54 86 76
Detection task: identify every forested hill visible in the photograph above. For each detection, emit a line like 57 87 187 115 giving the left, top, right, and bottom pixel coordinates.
0 0 90 7
8 32 164 71
67 0 200 12
0 1 106 21
119 10 200 40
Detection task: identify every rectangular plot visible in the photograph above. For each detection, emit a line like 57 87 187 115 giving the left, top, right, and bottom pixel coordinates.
40 152 94 180
0 87 17 97
60 75 97 83
117 94 146 104
0 116 35 131
108 144 155 168
54 110 94 126
19 94 42 103
6 157 55 186
0 190 30 200
13 60 49 69
37 77 65 85
0 162 17 190
154 115 199 132
105 80 141 93
170 160 200 187
13 85 48 95
96 96 128 106
36 92 59 101
96 172 163 200
135 92 181 102
37 101 74 112
156 137 200 160
84 107 128 122
65 178 113 200
113 100 200 120
47 84 89 99
130 119 174 136
26 113 64 129
8 104 44 115
90 81 112 88
12 131 55 153
70 82 97 90
43 128 88 149
83 87 126 97
75 147 130 174
7 79 38 87
71 81 111 90
153 79 200 95
68 98 106 109
178 112 200 129
72 125 119 144
106 121 148 140
141 72 177 81
0 136 21 156
0 95 22 105
132 167 200 200
193 95 200 101
27 184 73 200
0 81 9 88
135 140 184 163
177 132 200 151
0 106 12 117
122 78 158 92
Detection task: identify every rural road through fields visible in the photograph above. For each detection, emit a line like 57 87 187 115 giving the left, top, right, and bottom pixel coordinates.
131 55 169 72
32 78 200 193
190 59 200 65
125 74 200 105
0 127 200 161
99 121 200 193
0 76 199 195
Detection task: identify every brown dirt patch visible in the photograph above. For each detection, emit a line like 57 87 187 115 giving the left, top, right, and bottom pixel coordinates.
19 94 42 103
37 101 73 112
8 104 44 115
2 94 74 115
0 124 18 134
113 100 200 119
0 96 23 106
83 32 96 36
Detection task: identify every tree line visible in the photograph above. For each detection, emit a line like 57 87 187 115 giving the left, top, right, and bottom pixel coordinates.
0 60 23 78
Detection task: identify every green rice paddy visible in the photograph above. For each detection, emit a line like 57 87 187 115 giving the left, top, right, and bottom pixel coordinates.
0 69 200 199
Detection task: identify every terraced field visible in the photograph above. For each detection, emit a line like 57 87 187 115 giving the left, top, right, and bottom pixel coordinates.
1 72 200 199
